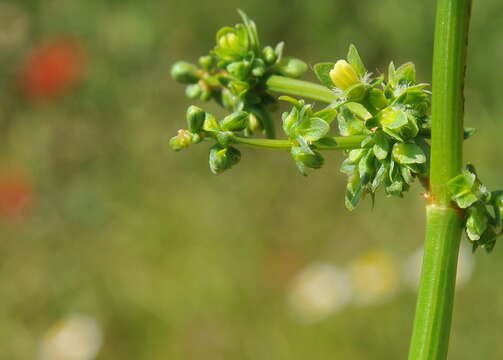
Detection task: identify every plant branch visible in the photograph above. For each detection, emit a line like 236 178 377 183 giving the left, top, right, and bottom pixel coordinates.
231 135 366 150
265 75 338 103
408 0 472 359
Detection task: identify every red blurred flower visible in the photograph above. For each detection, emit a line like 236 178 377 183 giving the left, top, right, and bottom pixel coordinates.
0 170 33 219
19 39 87 100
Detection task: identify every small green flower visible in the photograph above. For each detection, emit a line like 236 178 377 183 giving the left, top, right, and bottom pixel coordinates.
171 61 200 84
209 145 241 174
214 26 250 62
186 105 206 133
169 129 193 151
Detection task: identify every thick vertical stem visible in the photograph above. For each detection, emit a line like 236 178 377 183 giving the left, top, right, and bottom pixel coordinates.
408 0 472 359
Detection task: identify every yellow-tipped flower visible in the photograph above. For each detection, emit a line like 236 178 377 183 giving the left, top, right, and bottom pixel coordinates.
329 60 360 90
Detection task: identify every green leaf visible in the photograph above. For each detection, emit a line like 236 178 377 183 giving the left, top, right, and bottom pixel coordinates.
345 175 363 211
274 41 284 62
379 107 407 128
388 62 397 87
291 146 324 172
401 166 415 185
369 88 389 110
313 107 338 124
358 150 376 185
491 191 503 226
378 107 417 142
464 127 477 140
447 172 478 208
373 130 390 160
237 9 260 53
338 106 367 136
395 62 416 84
203 113 221 132
348 149 366 164
466 204 488 241
344 83 366 101
282 107 298 137
346 44 366 77
340 158 356 176
372 162 387 192
314 62 336 88
345 102 372 121
297 118 330 142
392 143 427 164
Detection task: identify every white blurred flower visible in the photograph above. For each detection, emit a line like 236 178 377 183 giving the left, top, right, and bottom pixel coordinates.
288 263 351 323
403 242 475 291
40 314 103 360
0 3 29 51
348 251 400 305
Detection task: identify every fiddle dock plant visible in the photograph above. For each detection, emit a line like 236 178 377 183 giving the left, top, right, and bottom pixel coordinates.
169 2 502 359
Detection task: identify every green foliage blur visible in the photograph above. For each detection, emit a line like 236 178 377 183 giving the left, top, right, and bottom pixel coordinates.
0 0 502 359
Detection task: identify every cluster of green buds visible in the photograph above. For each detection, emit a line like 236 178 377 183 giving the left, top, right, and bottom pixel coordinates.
170 10 307 138
312 46 431 209
169 105 257 174
447 165 503 252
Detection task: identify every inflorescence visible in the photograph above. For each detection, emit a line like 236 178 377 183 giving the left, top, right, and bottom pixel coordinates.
169 10 502 251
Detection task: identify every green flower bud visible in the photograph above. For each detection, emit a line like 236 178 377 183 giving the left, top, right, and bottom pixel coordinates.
186 105 206 133
251 58 266 77
329 60 360 90
169 129 193 151
220 111 249 131
276 57 308 78
229 80 249 97
199 87 212 101
262 46 277 64
221 89 237 109
216 131 233 147
198 55 215 70
209 145 241 174
185 84 202 99
227 61 249 80
171 61 199 84
248 112 262 133
191 133 203 144
218 32 241 51
215 26 249 62
291 146 324 170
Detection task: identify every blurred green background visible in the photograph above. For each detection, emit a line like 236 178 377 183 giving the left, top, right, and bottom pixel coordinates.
0 0 502 359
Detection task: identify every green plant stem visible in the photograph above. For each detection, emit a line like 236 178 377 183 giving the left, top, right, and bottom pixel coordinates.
266 75 338 103
408 0 472 359
231 135 366 150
